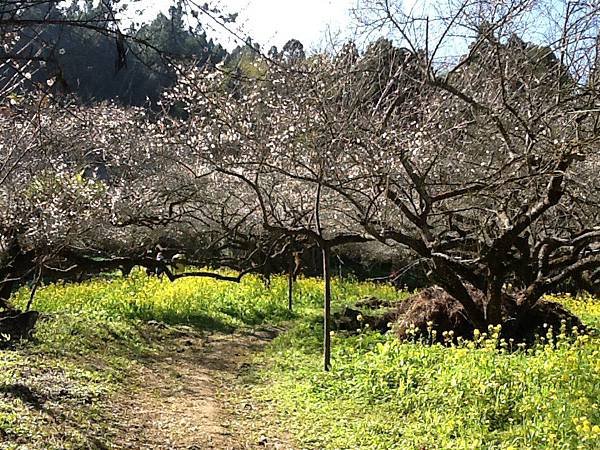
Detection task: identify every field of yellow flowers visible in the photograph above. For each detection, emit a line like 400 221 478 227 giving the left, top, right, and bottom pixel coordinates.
255 288 600 450
0 271 598 449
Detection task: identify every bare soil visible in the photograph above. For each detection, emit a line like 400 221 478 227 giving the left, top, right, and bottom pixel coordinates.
110 326 290 450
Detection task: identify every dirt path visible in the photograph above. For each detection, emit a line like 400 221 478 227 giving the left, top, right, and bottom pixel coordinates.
110 326 287 450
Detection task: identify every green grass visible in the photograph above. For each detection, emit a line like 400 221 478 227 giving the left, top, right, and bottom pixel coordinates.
0 271 396 448
253 293 600 450
2 272 599 449
6 271 398 361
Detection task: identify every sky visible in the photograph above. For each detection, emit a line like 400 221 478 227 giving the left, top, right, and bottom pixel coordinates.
123 0 578 61
134 0 360 52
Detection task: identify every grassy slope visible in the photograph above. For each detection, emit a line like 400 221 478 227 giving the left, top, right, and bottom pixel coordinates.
1 272 599 449
254 294 600 450
0 271 301 449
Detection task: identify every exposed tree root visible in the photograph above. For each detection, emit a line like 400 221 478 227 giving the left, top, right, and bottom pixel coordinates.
335 287 588 345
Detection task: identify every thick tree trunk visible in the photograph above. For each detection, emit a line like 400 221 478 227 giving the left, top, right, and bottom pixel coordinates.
0 241 37 311
485 277 504 325
322 245 332 371
0 278 15 310
431 258 486 329
576 271 600 297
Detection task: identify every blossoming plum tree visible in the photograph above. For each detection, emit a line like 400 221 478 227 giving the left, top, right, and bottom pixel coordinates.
165 0 600 366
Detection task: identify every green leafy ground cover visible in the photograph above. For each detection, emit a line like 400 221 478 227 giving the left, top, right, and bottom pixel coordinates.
0 272 281 448
1 271 599 449
254 293 600 450
0 272 392 448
